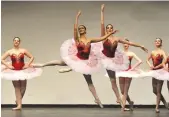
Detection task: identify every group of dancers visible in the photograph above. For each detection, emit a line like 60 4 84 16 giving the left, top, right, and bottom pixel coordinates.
1 4 169 113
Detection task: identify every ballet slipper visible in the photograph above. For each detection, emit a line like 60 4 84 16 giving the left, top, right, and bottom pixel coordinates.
94 99 104 108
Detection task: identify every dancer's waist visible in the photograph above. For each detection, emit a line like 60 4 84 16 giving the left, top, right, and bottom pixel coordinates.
102 49 115 58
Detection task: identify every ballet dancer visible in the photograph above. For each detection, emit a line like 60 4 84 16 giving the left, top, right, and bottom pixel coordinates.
100 4 148 108
118 39 142 111
1 37 43 110
36 11 116 108
146 38 169 113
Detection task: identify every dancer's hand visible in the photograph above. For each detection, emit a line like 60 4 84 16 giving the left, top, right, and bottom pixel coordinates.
101 4 105 11
140 46 148 53
128 68 134 71
150 65 155 70
112 30 119 34
7 65 14 70
76 10 81 17
108 30 116 35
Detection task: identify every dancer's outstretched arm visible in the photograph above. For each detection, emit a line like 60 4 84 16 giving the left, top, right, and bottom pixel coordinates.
118 38 148 53
89 31 114 43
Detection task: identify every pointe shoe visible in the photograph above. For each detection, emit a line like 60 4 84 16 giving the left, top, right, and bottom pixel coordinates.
12 106 22 111
166 102 169 110
155 109 160 113
15 101 17 105
116 99 124 108
116 100 120 103
129 101 134 111
94 100 104 108
121 108 130 111
58 68 72 73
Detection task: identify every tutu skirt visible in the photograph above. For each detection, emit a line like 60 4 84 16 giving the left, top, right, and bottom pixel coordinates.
115 68 146 78
98 46 129 71
105 68 146 78
1 63 43 81
142 69 169 81
60 39 102 75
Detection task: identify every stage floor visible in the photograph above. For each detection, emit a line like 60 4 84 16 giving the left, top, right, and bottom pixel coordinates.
1 108 169 117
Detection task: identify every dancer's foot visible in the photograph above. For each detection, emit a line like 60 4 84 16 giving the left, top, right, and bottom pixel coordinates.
155 108 160 113
58 68 72 73
15 101 17 105
129 101 134 111
165 102 169 110
116 98 124 108
12 106 21 111
116 98 121 103
121 108 130 111
95 99 104 108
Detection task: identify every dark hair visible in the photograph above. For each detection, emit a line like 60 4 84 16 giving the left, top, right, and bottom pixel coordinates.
78 25 86 30
13 37 21 41
106 24 113 29
156 38 162 47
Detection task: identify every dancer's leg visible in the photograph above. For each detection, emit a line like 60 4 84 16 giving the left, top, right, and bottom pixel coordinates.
83 74 103 108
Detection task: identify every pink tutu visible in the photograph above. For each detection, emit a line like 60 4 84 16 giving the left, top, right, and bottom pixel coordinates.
99 46 129 71
143 69 169 81
91 42 103 55
60 39 102 75
1 63 43 80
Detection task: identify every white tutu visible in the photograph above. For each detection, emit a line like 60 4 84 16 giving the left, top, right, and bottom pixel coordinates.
105 68 146 78
115 68 146 78
142 69 169 81
60 39 102 75
99 46 129 71
1 64 43 81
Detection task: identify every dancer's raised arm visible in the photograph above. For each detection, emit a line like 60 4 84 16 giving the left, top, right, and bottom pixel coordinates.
101 4 105 36
74 11 81 42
